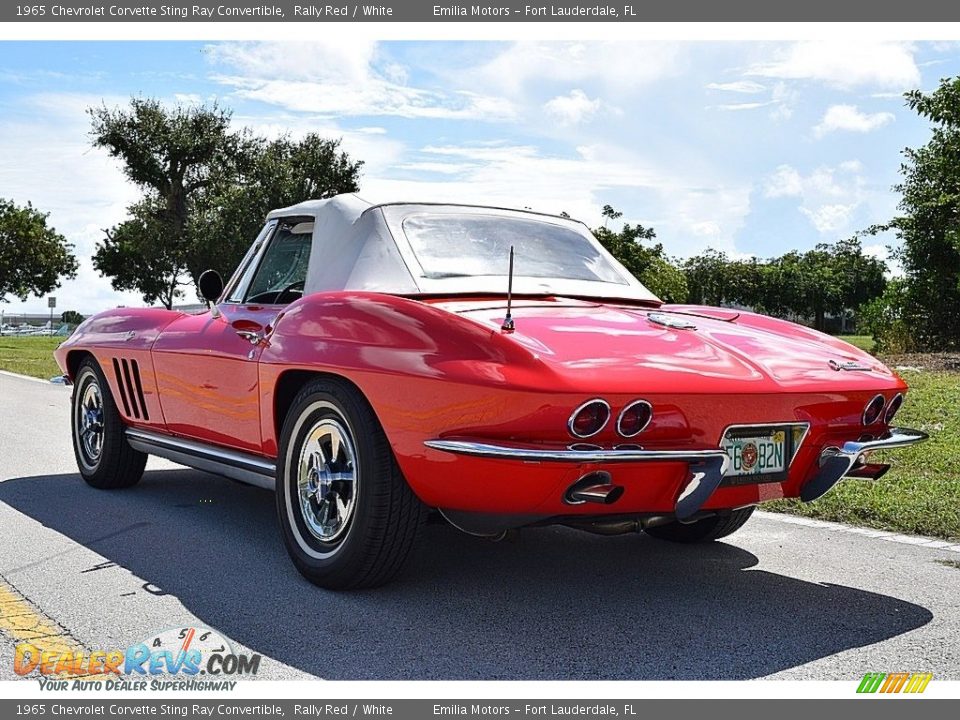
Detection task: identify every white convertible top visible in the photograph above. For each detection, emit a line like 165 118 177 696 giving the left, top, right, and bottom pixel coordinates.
266 193 660 303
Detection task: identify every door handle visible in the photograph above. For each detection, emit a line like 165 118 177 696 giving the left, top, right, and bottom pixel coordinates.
236 329 268 346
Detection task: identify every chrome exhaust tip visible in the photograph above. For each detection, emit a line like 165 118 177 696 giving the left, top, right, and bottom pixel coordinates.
845 462 891 480
564 471 624 505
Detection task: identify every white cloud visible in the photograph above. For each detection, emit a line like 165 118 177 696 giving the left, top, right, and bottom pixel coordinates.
768 82 796 121
173 93 202 105
207 41 515 120
468 42 680 97
712 81 795 119
800 204 855 233
716 101 771 111
0 93 144 314
813 104 895 137
543 89 602 126
763 162 868 235
706 80 766 94
764 165 804 198
691 221 722 236
230 113 405 176
361 142 751 257
747 41 920 90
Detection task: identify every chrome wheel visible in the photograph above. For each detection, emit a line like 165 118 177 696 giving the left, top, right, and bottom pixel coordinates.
78 380 104 466
297 418 358 543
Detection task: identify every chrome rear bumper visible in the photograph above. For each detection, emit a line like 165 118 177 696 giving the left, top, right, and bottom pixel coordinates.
423 439 728 465
799 427 928 501
424 426 928 520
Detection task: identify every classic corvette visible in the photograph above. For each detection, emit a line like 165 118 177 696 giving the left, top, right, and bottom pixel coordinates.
56 194 927 589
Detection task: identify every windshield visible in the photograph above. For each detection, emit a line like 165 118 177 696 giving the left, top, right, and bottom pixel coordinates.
401 213 629 284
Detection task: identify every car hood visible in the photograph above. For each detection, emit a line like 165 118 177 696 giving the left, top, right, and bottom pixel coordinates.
434 298 900 394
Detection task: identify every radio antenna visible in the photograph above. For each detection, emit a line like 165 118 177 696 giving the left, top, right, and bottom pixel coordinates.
501 245 515 333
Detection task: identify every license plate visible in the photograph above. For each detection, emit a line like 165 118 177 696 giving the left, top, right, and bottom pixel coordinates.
722 430 787 478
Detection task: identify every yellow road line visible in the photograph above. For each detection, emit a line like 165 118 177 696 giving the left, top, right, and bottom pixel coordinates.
0 575 109 680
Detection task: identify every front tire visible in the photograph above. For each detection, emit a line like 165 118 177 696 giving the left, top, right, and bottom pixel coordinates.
644 506 755 543
276 378 426 589
71 357 146 489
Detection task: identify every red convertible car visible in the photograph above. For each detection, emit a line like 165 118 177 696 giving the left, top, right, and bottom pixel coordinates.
56 194 927 589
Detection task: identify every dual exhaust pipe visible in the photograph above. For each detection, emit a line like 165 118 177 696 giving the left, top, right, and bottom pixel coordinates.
564 471 623 505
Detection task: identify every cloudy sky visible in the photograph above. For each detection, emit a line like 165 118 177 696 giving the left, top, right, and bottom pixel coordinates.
0 40 955 315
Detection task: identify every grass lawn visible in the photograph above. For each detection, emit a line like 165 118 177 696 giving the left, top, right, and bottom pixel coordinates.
0 336 63 380
1 330 957 540
838 334 876 353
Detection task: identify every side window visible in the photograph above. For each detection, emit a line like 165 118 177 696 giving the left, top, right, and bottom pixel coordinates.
244 220 315 304
225 221 278 303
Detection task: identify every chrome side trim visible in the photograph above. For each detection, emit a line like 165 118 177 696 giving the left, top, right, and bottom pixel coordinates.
423 439 728 464
125 427 276 490
800 426 928 502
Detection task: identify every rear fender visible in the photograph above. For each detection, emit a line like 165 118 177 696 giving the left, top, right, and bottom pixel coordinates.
258 291 552 459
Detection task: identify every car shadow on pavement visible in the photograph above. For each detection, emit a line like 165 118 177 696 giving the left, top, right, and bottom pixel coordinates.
0 469 934 680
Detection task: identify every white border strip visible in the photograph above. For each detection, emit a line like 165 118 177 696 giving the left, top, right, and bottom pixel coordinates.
8 21 960 42
757 510 960 553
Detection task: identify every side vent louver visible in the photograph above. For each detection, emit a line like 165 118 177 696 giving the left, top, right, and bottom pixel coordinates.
111 357 149 421
130 360 149 421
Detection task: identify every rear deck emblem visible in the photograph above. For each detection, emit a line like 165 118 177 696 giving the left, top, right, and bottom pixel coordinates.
648 313 697 330
829 359 872 372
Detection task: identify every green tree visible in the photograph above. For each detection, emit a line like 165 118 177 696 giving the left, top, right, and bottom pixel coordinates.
680 238 885 330
859 278 911 353
682 249 734 306
0 198 78 302
754 241 886 331
90 99 363 308
93 196 192 309
872 77 960 349
61 310 85 325
831 237 887 325
189 133 362 283
593 205 688 302
90 99 235 308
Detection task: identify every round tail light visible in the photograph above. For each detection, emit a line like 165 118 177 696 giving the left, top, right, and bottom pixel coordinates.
862 394 885 425
568 399 610 438
617 400 653 437
884 393 904 424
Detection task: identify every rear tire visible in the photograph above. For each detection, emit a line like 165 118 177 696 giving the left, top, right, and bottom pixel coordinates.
71 357 146 489
275 378 426 590
644 506 755 543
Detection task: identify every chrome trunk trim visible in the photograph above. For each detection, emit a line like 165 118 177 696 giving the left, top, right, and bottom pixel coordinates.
423 439 728 464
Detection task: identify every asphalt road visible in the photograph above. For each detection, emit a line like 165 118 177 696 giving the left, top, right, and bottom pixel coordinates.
1 370 959 681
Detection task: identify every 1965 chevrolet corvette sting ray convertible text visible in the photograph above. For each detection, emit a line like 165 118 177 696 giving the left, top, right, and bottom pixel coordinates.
55 194 928 588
